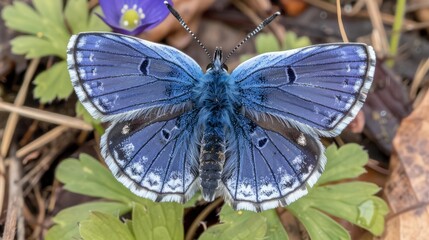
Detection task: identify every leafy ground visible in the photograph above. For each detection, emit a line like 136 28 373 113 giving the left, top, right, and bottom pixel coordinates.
1 0 428 239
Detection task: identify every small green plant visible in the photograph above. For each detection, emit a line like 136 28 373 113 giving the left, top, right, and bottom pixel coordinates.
1 0 110 126
240 31 312 62
47 144 388 240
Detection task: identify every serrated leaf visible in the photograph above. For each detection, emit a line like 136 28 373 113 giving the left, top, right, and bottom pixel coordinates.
285 144 388 237
33 0 65 28
33 61 73 103
55 153 142 204
200 213 267 240
79 211 135 240
45 202 130 240
288 202 351 240
302 182 388 235
11 36 65 58
2 2 45 35
221 205 288 240
317 144 368 185
132 202 184 240
65 0 89 34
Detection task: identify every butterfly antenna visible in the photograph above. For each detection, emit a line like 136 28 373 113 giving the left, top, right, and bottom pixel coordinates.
223 12 281 64
164 1 212 60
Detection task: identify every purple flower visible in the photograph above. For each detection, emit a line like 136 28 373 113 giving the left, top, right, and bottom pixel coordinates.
98 0 172 35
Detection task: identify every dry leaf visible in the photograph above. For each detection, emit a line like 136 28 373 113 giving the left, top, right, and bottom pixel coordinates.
382 91 429 239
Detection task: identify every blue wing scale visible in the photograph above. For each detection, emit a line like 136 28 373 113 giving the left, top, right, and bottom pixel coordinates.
67 32 203 122
222 116 325 211
233 43 376 137
101 111 200 202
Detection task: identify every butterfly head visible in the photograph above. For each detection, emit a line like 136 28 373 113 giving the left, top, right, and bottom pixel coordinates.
206 47 228 72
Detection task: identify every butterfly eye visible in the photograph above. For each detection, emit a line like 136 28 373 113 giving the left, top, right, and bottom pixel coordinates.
222 63 228 71
206 63 214 70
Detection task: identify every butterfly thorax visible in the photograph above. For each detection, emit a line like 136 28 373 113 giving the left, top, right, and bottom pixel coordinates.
195 48 238 201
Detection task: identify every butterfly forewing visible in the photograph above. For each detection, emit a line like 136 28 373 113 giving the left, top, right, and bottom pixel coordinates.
67 32 203 122
102 111 201 202
222 115 325 211
232 43 376 137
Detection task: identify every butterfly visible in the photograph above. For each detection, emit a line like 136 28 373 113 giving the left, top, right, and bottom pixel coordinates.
67 8 375 212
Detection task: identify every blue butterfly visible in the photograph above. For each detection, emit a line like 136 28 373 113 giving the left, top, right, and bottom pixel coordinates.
67 8 375 212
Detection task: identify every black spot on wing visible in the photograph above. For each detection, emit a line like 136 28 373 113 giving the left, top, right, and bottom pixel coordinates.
161 129 171 141
139 59 149 75
257 137 268 148
286 66 296 84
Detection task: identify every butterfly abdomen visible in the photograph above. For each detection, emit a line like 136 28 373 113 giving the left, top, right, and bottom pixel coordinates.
196 72 236 202
199 113 226 202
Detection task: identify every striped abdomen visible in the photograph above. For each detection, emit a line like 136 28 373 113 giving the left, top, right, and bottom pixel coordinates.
199 118 226 202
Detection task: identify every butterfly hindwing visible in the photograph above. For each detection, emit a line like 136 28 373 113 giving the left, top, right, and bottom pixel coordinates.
101 110 200 202
67 32 203 122
232 43 376 137
221 115 325 211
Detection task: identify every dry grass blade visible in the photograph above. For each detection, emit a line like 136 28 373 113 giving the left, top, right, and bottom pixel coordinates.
365 0 390 57
1 58 40 158
410 58 429 102
0 101 92 131
16 125 69 159
231 0 285 47
336 0 349 43
3 152 25 240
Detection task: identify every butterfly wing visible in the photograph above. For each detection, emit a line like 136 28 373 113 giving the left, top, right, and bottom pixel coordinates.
221 115 325 211
67 32 203 122
102 110 201 202
232 43 376 137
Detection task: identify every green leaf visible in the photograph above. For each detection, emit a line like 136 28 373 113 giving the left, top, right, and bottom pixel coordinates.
317 144 368 185
285 144 388 237
45 202 130 240
10 36 65 59
55 153 142 204
87 7 111 32
1 0 111 103
240 32 312 62
255 33 280 53
132 202 184 240
64 0 89 34
220 205 288 240
283 31 312 50
259 210 289 240
288 202 351 240
80 211 135 240
301 182 388 235
75 102 104 135
33 61 73 103
200 205 268 240
183 192 201 208
2 2 46 35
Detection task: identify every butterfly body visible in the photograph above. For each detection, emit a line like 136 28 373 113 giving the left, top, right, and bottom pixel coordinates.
67 32 375 212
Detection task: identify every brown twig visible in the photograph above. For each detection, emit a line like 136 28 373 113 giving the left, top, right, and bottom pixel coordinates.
2 149 25 240
16 125 69 159
1 58 40 158
231 0 284 47
185 198 224 240
365 0 390 58
336 0 349 42
410 58 429 101
0 101 92 131
19 129 76 189
30 185 46 240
